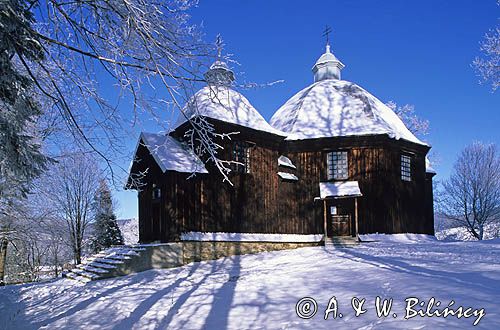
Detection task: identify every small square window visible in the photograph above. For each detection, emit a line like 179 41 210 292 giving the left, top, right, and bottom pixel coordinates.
327 151 348 180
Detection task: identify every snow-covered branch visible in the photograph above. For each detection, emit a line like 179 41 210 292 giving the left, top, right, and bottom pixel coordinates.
472 1 499 91
386 101 429 138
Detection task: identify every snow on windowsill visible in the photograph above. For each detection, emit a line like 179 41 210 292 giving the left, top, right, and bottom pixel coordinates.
181 232 323 243
277 172 298 181
278 155 296 169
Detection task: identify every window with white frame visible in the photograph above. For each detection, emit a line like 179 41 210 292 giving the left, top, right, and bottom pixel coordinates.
327 151 348 180
401 154 411 181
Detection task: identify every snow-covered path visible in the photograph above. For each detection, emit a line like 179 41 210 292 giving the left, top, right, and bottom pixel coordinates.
1 236 499 329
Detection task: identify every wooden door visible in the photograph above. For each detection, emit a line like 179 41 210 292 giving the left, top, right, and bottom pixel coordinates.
332 215 351 236
327 199 353 237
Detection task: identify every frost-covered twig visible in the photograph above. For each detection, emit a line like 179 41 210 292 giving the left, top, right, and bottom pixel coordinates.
386 101 429 138
473 27 500 92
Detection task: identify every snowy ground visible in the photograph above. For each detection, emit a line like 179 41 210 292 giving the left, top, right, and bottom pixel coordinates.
1 235 499 329
436 223 500 242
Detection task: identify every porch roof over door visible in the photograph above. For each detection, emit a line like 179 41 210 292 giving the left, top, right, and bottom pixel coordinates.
319 181 362 199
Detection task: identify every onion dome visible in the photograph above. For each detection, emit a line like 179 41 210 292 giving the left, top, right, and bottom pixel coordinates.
176 55 284 135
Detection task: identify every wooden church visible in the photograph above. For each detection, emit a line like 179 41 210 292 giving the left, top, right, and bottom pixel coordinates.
126 38 435 244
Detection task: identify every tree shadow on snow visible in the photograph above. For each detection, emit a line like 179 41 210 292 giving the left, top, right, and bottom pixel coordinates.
156 252 242 329
198 254 241 330
29 268 182 328
112 261 202 329
325 246 499 301
114 252 242 330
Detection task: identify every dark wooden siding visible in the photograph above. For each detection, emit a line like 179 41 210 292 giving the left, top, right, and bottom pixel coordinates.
178 142 322 236
132 127 434 242
286 137 433 235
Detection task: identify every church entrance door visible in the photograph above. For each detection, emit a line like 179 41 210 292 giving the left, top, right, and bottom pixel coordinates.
332 214 351 236
327 199 353 237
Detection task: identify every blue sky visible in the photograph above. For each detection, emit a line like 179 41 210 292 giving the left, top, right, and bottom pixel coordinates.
115 0 499 219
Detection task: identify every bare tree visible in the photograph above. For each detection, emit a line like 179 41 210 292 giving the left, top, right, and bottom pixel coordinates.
1 0 237 182
3 210 71 283
1 1 245 281
7 226 49 283
27 186 73 278
40 154 102 264
439 142 500 240
0 198 46 283
2 173 78 284
386 101 430 137
473 0 499 91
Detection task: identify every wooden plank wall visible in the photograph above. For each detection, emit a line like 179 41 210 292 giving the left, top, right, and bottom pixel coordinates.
177 143 323 236
135 133 434 243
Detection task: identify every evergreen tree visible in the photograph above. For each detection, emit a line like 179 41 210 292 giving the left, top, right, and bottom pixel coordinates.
1 0 50 285
91 180 123 253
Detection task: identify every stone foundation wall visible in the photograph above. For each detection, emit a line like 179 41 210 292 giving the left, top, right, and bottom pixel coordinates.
109 243 184 278
182 241 320 264
120 241 320 278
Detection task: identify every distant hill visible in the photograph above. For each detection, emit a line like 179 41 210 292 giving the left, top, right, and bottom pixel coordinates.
117 218 139 245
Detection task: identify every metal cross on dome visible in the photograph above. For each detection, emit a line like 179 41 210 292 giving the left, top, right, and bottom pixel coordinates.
323 25 332 46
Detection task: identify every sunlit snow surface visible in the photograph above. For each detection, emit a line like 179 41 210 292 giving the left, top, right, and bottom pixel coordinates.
139 132 208 174
319 181 362 199
176 85 286 136
1 236 499 329
270 79 426 145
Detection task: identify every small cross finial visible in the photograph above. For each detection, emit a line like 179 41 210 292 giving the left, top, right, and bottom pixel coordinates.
322 25 332 46
215 34 224 59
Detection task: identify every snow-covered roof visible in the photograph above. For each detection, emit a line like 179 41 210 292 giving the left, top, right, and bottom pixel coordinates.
278 155 296 169
277 172 298 181
138 132 208 174
319 181 362 199
209 60 231 71
175 85 285 136
314 49 340 66
270 79 426 145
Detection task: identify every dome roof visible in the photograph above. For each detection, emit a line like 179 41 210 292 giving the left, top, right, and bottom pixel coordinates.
210 60 231 70
315 51 339 65
176 85 285 135
269 79 425 145
203 60 235 86
314 45 343 66
312 44 345 81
